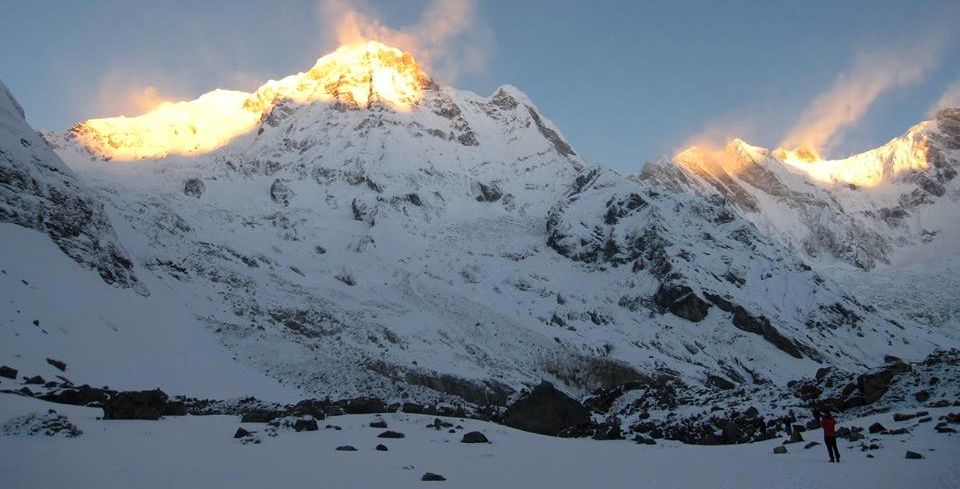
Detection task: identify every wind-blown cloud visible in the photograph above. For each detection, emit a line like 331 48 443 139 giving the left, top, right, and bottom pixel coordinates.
779 37 947 156
318 0 492 82
930 79 960 114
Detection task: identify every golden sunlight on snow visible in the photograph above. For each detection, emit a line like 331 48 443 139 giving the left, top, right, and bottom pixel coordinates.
73 41 430 161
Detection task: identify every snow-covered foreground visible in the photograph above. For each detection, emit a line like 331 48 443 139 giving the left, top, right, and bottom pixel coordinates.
1 395 957 489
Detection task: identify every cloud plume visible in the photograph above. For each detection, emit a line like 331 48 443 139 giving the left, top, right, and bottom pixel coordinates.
318 0 491 82
779 37 946 156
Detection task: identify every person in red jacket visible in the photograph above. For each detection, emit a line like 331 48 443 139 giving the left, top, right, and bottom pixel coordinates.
821 410 840 462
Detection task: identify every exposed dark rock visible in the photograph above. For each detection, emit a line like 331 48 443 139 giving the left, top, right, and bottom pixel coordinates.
39 385 113 407
503 381 591 436
45 358 66 372
24 375 45 385
868 422 887 434
378 430 405 439
102 389 168 420
654 285 710 322
475 182 503 202
461 431 490 443
375 444 388 451
773 446 787 454
905 450 924 460
369 419 388 429
183 178 205 198
270 179 294 206
732 306 803 359
336 397 386 414
915 391 930 403
241 411 281 423
421 472 447 481
526 105 576 157
804 441 820 449
857 360 910 405
0 365 17 379
707 375 735 390
234 427 252 439
335 445 357 451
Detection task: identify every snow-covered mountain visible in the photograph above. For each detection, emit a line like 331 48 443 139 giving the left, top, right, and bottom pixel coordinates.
2 42 957 409
643 109 960 327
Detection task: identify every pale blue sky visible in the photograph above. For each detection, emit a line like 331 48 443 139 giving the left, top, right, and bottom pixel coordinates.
2 0 959 172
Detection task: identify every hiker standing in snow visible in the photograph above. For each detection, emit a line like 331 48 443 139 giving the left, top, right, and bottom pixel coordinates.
821 410 840 463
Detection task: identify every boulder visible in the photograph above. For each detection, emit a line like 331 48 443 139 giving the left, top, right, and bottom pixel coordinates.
421 473 447 481
39 385 113 407
461 431 490 443
24 375 45 385
914 391 930 403
292 418 319 432
378 430 405 439
773 446 787 454
0 365 18 379
868 422 886 434
503 381 590 436
335 445 357 451
336 397 386 414
905 451 924 460
369 419 388 429
375 444 388 451
233 427 252 439
102 389 168 420
857 361 910 405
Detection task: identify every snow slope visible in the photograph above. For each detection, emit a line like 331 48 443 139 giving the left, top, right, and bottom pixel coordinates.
1 394 957 489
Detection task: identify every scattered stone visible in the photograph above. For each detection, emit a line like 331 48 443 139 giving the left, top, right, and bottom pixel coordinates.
234 427 252 439
429 418 453 430
503 381 590 436
102 389 168 420
868 422 887 434
887 428 911 436
335 445 357 451
773 446 787 454
369 419 388 429
787 431 804 444
375 444 389 451
461 431 490 443
24 375 45 385
905 451 924 459
45 358 67 372
421 472 446 481
848 432 865 442
804 441 820 449
0 365 17 379
914 391 930 403
378 430 405 439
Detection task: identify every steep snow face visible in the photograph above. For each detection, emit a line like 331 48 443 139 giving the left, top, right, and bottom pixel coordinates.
0 80 140 292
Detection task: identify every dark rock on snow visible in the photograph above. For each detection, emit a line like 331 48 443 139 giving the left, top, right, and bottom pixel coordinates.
868 422 887 434
504 381 590 436
905 450 924 459
461 431 490 443
45 358 67 372
335 445 358 451
102 389 168 420
773 446 787 454
421 472 447 481
0 365 18 379
375 444 389 451
378 430 406 439
234 427 252 439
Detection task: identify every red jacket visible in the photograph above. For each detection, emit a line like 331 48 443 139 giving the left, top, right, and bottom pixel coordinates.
822 416 837 437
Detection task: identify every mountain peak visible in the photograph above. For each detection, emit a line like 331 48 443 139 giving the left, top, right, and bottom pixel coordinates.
71 41 432 161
